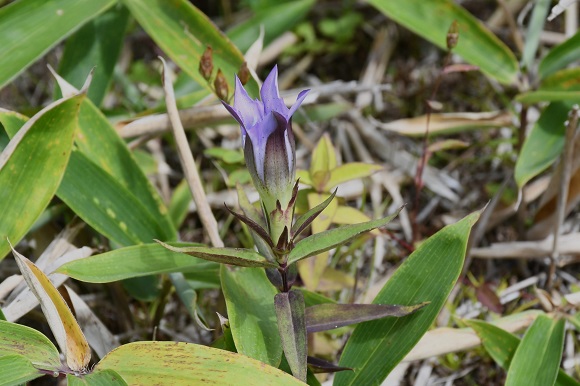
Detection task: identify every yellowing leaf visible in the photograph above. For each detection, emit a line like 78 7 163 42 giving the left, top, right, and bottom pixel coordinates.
310 133 337 175
11 247 90 372
325 163 382 191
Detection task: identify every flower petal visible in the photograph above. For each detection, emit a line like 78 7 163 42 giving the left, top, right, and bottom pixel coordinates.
221 100 248 144
246 112 280 182
288 89 310 118
233 76 262 129
263 111 294 193
260 65 289 118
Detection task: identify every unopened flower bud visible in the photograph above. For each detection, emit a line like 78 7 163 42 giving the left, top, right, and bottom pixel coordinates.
199 46 213 81
214 69 229 100
238 62 250 86
447 20 459 51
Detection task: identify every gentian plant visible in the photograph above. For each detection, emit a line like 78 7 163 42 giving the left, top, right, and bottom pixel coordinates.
158 66 426 382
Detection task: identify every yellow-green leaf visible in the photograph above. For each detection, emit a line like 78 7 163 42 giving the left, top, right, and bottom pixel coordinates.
96 341 303 385
12 248 91 372
0 93 83 259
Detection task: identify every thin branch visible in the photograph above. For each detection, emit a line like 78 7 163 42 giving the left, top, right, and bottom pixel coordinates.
547 105 579 288
159 57 224 248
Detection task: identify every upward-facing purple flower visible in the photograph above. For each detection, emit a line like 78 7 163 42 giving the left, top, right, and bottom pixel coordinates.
222 65 309 211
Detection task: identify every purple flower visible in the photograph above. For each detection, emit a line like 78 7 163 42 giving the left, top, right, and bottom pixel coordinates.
222 65 309 210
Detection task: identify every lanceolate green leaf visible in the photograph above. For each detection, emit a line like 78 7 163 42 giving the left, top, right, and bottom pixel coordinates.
74 100 176 240
122 0 257 95
0 0 115 88
288 210 400 265
335 211 479 386
539 30 580 79
515 102 571 188
0 354 43 385
0 94 83 259
466 319 579 386
157 241 277 268
227 0 315 52
58 150 169 247
367 0 518 84
58 4 129 105
220 266 282 367
58 242 214 283
521 0 550 70
0 320 61 370
96 341 303 385
516 90 580 104
505 315 566 386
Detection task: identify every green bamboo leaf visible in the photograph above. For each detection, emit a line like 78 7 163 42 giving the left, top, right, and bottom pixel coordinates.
169 179 193 228
122 0 257 95
74 100 176 240
539 30 580 79
220 266 282 366
0 0 115 89
515 102 571 188
335 211 479 386
157 240 277 268
521 0 550 70
275 290 307 382
58 4 129 105
58 150 169 247
0 354 43 385
505 315 565 386
367 0 518 84
0 320 61 371
288 210 400 265
96 341 303 385
305 302 428 333
0 94 83 259
57 242 214 283
67 369 127 386
227 0 314 52
466 319 578 386
516 90 580 104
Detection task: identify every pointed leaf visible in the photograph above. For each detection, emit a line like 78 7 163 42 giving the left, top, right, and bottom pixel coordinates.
466 319 578 386
73 100 176 240
324 163 382 191
58 5 129 105
122 0 257 95
0 94 83 259
225 204 274 249
505 314 565 386
220 266 282 366
310 133 338 175
367 0 518 84
156 240 277 268
0 354 43 385
292 189 337 239
57 243 211 283
521 0 550 70
288 210 400 265
515 102 571 188
0 320 60 370
0 0 115 88
12 248 90 371
335 211 479 386
305 302 428 333
275 290 307 382
307 356 352 374
67 370 127 386
96 341 304 385
539 30 580 79
58 151 171 246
